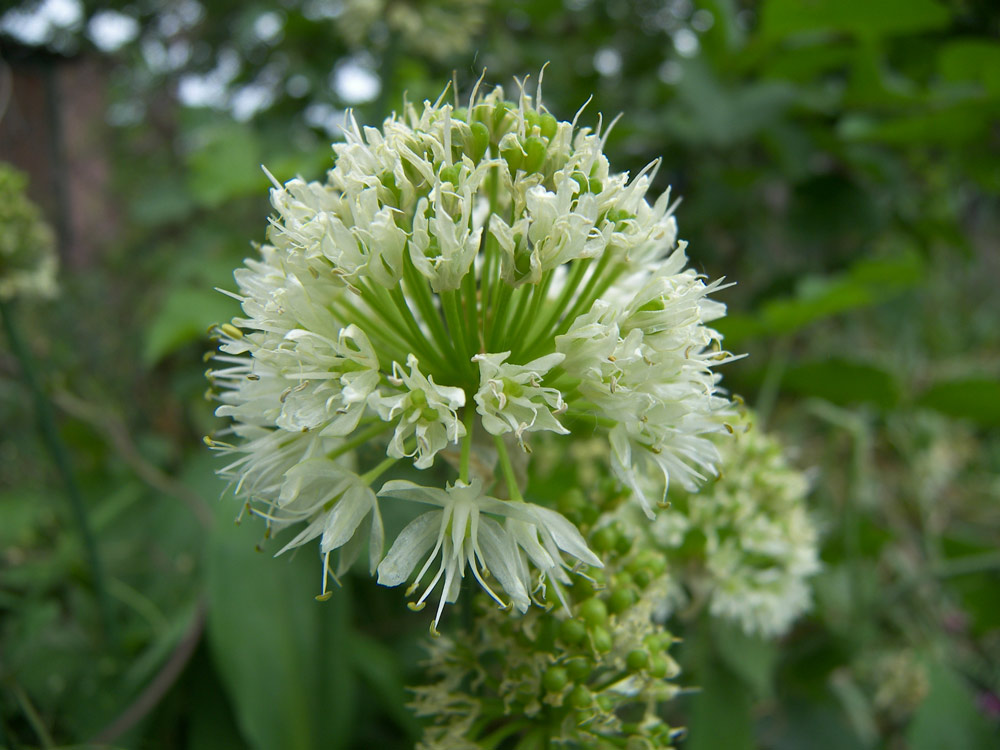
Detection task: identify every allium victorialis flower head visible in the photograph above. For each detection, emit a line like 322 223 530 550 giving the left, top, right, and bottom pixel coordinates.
207 74 739 631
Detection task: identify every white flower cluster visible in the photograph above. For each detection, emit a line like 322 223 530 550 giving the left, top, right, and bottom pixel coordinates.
0 164 58 302
208 77 735 631
652 412 821 637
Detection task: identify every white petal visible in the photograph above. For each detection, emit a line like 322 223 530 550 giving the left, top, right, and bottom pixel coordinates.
376 511 442 587
320 483 375 552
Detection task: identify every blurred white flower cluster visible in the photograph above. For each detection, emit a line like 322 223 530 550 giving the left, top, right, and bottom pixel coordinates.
208 77 736 631
652 411 821 637
0 164 58 302
337 0 488 60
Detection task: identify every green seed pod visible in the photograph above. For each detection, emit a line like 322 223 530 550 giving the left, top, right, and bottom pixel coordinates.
501 141 524 175
579 597 608 628
523 136 548 174
540 112 558 139
607 587 636 615
591 525 618 553
591 625 613 653
439 164 461 185
565 656 592 683
649 655 669 679
559 618 587 646
626 649 650 671
543 666 569 693
469 122 491 162
569 684 592 709
633 568 652 589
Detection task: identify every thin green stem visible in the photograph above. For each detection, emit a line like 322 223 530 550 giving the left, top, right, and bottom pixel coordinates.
507 271 553 357
11 682 55 749
327 421 393 461
498 282 532 353
493 434 523 501
0 298 116 643
522 258 590 353
386 285 450 372
361 456 398 484
486 283 513 351
459 405 477 482
361 281 447 371
402 255 458 363
330 298 411 369
462 261 482 355
442 290 472 375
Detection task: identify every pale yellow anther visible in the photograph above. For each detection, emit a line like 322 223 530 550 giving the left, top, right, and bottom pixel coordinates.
220 323 243 339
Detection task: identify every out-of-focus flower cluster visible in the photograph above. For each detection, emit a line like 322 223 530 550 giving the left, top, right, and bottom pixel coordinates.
337 0 488 60
651 411 821 637
411 504 683 750
0 163 58 302
207 77 736 633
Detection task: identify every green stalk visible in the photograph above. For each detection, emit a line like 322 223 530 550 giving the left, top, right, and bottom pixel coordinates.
386 285 451 373
485 283 513 351
459 404 477 483
361 456 398 484
360 281 446 371
497 283 532 353
462 262 482 355
493 434 523 501
507 270 553 357
441 290 471 373
327 421 393 461
402 255 458 364
521 256 595 355
330 298 412 369
0 298 115 642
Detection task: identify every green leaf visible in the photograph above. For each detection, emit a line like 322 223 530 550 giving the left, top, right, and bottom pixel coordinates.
686 656 756 750
205 500 357 750
144 286 238 366
760 0 950 40
917 378 1000 426
783 358 901 408
719 253 924 344
839 105 993 146
907 659 996 750
938 40 1000 96
186 124 266 208
348 633 422 741
710 618 778 698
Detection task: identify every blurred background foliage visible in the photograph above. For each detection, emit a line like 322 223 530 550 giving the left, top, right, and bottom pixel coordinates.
1 0 998 748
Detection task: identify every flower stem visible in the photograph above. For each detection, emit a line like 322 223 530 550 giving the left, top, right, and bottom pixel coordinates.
460 405 477 482
361 456 398 484
327 421 393 461
493 434 523 501
0 297 116 643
